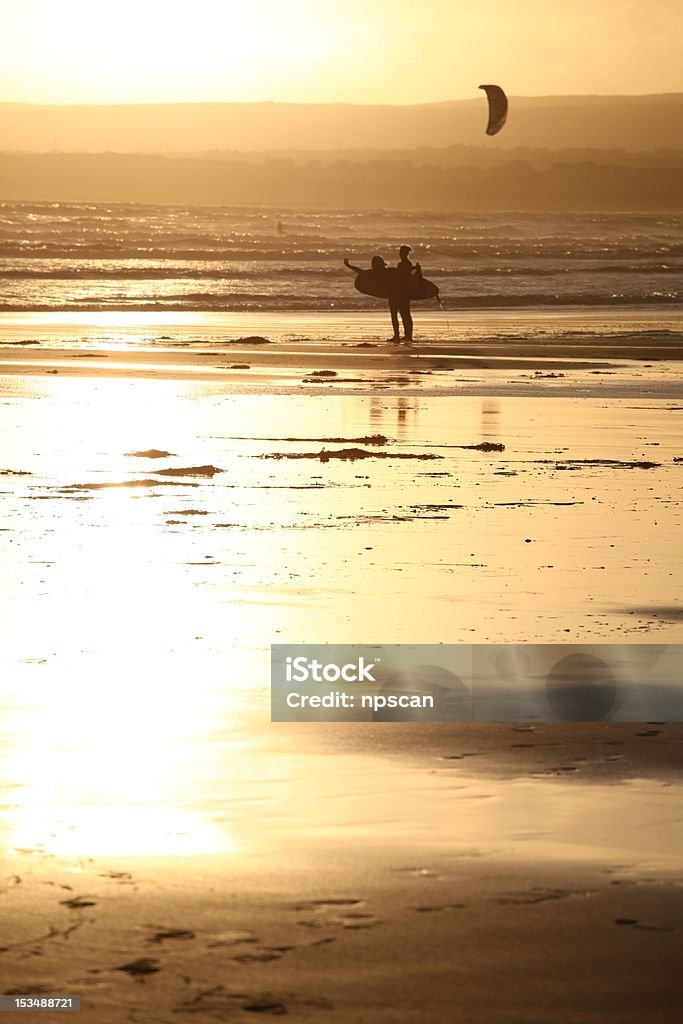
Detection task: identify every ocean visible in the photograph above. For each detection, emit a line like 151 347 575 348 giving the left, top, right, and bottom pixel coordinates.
1 202 681 316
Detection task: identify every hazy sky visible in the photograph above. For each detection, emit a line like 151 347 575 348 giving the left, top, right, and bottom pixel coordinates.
1 0 681 105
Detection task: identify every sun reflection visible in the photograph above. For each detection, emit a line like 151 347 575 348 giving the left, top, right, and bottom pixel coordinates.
0 372 254 857
2 650 239 856
9 312 204 329
4 380 681 870
6 806 231 857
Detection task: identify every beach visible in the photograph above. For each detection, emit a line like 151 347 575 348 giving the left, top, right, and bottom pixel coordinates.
1 196 683 1021
1 304 682 1021
1 730 682 1024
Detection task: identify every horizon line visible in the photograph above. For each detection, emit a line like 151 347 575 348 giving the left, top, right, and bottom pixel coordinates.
2 91 683 109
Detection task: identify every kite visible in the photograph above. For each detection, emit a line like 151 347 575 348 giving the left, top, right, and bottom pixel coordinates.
478 84 508 136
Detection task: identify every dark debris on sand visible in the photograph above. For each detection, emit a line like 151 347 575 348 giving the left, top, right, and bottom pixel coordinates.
124 452 176 460
263 448 442 463
154 465 223 477
251 434 389 445
458 442 505 452
125 449 175 459
563 459 661 470
167 509 209 515
61 480 199 490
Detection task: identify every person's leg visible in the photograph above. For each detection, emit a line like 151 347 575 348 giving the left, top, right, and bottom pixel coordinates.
400 301 413 342
389 299 400 341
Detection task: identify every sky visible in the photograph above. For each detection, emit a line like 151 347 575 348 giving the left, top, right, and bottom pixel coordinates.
1 0 682 105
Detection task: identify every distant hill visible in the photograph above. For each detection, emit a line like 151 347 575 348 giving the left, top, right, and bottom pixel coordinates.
2 151 682 211
1 94 682 153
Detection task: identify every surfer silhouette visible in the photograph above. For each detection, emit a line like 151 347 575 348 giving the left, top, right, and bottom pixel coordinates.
348 256 395 339
344 255 405 343
345 249 437 343
393 245 421 344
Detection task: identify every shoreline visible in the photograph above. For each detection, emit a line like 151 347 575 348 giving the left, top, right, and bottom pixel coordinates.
2 307 682 397
2 344 683 399
1 307 682 348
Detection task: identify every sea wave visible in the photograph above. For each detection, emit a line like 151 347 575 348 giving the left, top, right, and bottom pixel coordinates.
0 262 680 281
0 291 680 313
2 242 683 262
1 202 682 314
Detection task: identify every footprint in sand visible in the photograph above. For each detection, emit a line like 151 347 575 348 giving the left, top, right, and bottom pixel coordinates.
292 898 380 930
292 898 362 910
494 887 597 906
148 927 195 944
333 912 379 930
232 947 294 964
413 903 466 914
176 987 332 1016
242 998 288 1015
205 930 260 950
609 877 683 889
115 957 161 977
60 895 97 909
204 929 333 961
614 917 676 933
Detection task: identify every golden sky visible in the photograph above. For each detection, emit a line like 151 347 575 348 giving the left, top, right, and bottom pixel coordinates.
1 0 681 105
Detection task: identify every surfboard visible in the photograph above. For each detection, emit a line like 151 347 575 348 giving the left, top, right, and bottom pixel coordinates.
353 269 439 302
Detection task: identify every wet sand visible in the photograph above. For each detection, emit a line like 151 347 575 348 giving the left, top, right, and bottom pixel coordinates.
2 342 683 408
1 323 682 1021
1 724 682 1023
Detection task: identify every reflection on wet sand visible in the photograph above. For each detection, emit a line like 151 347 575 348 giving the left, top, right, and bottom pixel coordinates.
1 376 682 1020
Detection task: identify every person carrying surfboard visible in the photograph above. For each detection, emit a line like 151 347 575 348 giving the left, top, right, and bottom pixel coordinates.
344 251 435 344
344 255 400 342
393 245 420 344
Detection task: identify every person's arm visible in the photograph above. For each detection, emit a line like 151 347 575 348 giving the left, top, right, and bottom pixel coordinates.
344 256 366 272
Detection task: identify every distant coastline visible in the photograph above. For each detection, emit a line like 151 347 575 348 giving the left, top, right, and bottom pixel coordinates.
2 150 682 210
